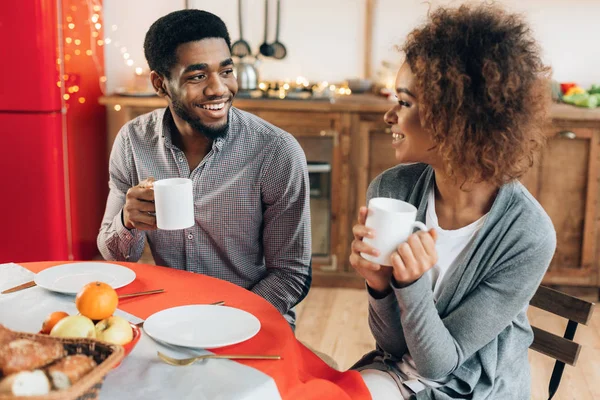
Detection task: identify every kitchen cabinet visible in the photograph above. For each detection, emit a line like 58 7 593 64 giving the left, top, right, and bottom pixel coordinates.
520 118 600 294
99 96 600 297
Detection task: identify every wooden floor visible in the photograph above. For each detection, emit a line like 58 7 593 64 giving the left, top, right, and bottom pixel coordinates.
295 287 600 400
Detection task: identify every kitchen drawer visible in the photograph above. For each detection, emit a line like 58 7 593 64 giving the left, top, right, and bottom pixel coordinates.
254 111 338 136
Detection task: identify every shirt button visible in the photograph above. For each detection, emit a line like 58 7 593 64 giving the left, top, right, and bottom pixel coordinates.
178 157 184 162
187 234 193 240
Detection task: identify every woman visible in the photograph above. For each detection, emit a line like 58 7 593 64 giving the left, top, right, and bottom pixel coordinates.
349 4 556 399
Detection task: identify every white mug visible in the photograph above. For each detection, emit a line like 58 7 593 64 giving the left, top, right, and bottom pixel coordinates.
153 178 195 230
360 197 428 266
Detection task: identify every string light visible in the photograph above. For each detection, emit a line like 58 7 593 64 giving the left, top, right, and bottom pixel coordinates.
76 5 148 86
59 0 106 106
114 104 121 111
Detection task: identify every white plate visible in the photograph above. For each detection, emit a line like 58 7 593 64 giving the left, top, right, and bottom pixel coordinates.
34 262 136 294
143 305 261 349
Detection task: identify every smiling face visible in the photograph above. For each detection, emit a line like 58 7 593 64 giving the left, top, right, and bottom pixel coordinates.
384 62 439 167
153 38 238 139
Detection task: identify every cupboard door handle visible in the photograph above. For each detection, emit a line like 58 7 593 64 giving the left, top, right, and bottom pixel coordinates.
557 131 577 139
319 130 339 146
318 255 338 272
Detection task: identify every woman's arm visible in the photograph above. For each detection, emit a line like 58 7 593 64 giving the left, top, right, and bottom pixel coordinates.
366 286 409 357
394 232 555 380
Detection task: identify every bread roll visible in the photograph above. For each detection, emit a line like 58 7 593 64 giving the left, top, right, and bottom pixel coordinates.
0 325 16 347
0 370 51 396
47 354 97 390
0 339 66 375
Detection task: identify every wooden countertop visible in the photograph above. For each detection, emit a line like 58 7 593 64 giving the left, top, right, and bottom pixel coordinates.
99 94 600 122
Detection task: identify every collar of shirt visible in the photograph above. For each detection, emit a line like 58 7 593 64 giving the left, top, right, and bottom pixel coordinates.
157 107 231 153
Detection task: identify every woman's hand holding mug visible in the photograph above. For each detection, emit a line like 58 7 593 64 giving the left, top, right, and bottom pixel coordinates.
349 206 394 294
350 198 439 292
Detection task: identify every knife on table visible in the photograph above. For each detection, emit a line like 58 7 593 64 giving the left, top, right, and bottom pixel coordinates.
1 280 36 294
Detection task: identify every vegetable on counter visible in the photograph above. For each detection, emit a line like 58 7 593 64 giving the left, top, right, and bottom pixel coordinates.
589 84 600 95
559 82 600 108
560 82 577 94
562 92 600 109
564 86 586 96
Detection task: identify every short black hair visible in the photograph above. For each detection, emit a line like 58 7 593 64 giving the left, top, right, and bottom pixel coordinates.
144 9 231 78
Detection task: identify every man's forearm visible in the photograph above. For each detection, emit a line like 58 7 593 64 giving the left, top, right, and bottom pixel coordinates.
97 209 145 261
250 268 311 315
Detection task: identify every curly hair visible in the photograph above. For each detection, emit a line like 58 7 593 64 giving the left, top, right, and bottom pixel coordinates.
402 4 550 186
144 9 231 78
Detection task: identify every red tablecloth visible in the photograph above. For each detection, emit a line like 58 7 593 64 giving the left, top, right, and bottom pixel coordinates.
22 261 370 400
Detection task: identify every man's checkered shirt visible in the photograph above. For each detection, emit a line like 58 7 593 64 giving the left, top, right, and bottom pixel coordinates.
97 107 312 325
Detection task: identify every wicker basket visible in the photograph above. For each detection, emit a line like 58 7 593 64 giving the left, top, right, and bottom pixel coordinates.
0 329 124 400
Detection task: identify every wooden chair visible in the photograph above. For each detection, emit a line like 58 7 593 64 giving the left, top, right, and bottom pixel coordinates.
529 285 596 400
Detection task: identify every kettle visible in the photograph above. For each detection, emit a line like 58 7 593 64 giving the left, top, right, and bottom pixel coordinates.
234 58 259 91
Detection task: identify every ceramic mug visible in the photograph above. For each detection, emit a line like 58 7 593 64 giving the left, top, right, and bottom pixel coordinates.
153 178 194 230
360 197 427 266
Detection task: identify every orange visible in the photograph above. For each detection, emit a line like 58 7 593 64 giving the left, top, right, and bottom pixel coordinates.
75 282 118 320
40 311 69 334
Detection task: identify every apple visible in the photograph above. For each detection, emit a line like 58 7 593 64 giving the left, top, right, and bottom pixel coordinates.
50 315 96 339
95 315 133 345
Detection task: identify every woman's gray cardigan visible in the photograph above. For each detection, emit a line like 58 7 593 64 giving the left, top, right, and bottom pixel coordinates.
353 163 556 399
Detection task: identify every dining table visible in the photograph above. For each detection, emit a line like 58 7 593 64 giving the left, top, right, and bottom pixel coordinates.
0 261 371 400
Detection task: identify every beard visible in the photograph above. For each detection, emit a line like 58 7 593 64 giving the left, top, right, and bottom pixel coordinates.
170 98 230 140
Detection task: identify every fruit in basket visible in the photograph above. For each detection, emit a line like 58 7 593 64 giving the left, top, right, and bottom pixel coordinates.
50 315 96 339
40 311 70 334
95 315 133 345
75 281 118 320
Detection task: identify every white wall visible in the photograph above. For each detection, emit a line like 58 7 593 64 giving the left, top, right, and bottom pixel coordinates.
103 0 600 93
372 0 600 89
103 0 185 92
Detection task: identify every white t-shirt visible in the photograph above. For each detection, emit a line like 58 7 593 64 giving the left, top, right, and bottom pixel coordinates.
425 188 487 301
362 188 488 398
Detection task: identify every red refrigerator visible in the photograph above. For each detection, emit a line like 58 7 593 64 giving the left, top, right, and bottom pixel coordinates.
0 0 107 263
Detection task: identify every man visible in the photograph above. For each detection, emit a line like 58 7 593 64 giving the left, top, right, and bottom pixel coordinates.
97 9 311 328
